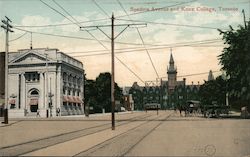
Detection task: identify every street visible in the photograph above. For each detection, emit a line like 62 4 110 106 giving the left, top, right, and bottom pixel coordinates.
1 111 250 156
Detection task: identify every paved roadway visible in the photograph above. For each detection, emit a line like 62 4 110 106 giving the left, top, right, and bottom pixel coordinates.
0 111 250 157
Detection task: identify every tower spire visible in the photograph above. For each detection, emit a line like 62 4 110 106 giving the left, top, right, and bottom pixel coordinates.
208 70 214 81
169 48 174 64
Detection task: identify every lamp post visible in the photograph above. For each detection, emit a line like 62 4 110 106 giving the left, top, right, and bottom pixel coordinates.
222 72 229 106
48 77 54 117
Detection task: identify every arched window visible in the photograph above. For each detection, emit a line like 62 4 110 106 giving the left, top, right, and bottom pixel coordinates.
31 90 39 95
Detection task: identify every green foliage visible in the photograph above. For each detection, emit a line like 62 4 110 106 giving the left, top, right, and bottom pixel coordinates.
129 87 143 110
84 72 123 113
218 20 250 102
199 76 226 106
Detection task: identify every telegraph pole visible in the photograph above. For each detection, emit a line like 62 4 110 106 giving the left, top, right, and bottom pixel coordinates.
1 16 14 124
111 14 115 130
45 53 49 118
242 9 247 28
80 14 145 130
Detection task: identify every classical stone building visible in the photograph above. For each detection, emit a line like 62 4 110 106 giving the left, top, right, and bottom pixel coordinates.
7 48 84 117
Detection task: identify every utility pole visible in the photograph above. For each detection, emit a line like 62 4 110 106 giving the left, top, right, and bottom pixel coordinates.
242 9 247 29
111 14 115 130
45 53 49 118
242 9 247 28
1 16 14 124
80 14 145 130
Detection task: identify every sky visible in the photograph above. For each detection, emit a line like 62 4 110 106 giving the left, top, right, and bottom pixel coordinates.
0 0 250 87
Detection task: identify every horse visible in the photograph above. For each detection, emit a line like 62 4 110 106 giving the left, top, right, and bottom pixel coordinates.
177 104 188 117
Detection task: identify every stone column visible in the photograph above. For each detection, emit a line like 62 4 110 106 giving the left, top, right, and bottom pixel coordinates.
56 67 61 112
39 72 44 109
20 73 26 110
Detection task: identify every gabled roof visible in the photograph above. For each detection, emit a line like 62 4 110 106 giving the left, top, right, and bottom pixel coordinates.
9 49 53 64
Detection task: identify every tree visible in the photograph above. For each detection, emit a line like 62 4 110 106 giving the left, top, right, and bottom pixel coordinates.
84 79 99 113
129 87 143 110
84 72 123 113
199 76 226 107
95 72 123 113
218 20 250 110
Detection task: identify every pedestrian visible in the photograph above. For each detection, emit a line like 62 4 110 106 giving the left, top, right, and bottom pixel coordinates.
56 108 60 116
37 108 40 117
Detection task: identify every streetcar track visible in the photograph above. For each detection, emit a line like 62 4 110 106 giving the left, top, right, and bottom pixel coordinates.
122 112 174 156
0 113 148 149
74 112 173 156
19 113 154 156
0 113 153 156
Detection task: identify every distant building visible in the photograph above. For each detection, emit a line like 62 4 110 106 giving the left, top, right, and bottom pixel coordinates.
7 48 84 117
123 94 134 111
208 70 215 81
125 51 200 110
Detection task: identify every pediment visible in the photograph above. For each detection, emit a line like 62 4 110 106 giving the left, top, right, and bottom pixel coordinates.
10 51 50 64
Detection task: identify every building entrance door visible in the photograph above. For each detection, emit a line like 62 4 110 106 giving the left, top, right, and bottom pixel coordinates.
29 98 39 112
30 105 38 112
29 89 39 113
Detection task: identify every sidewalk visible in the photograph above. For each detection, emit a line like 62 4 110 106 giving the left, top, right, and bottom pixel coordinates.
0 118 18 127
0 111 146 149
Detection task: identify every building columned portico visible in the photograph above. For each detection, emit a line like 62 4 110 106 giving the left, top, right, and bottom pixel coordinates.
7 48 84 117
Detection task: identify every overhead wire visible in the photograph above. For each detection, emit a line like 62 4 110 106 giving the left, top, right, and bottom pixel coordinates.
13 18 109 28
117 0 160 79
12 26 156 46
71 40 223 57
65 38 223 55
177 71 221 78
12 26 223 56
40 0 78 27
92 0 110 18
9 32 28 42
43 0 145 84
88 0 145 83
116 19 228 31
145 70 222 84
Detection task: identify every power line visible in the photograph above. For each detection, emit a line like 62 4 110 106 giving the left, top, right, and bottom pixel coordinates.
13 26 98 41
52 0 81 27
67 44 224 55
71 40 223 57
66 38 223 55
42 0 145 84
13 18 109 28
115 57 145 83
177 71 221 78
12 26 223 55
92 0 110 18
12 26 159 46
9 32 28 42
12 23 224 47
116 19 228 30
145 70 222 85
117 0 159 78
40 0 77 27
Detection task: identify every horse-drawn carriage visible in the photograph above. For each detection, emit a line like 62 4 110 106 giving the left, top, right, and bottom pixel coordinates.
178 100 201 116
203 105 229 118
